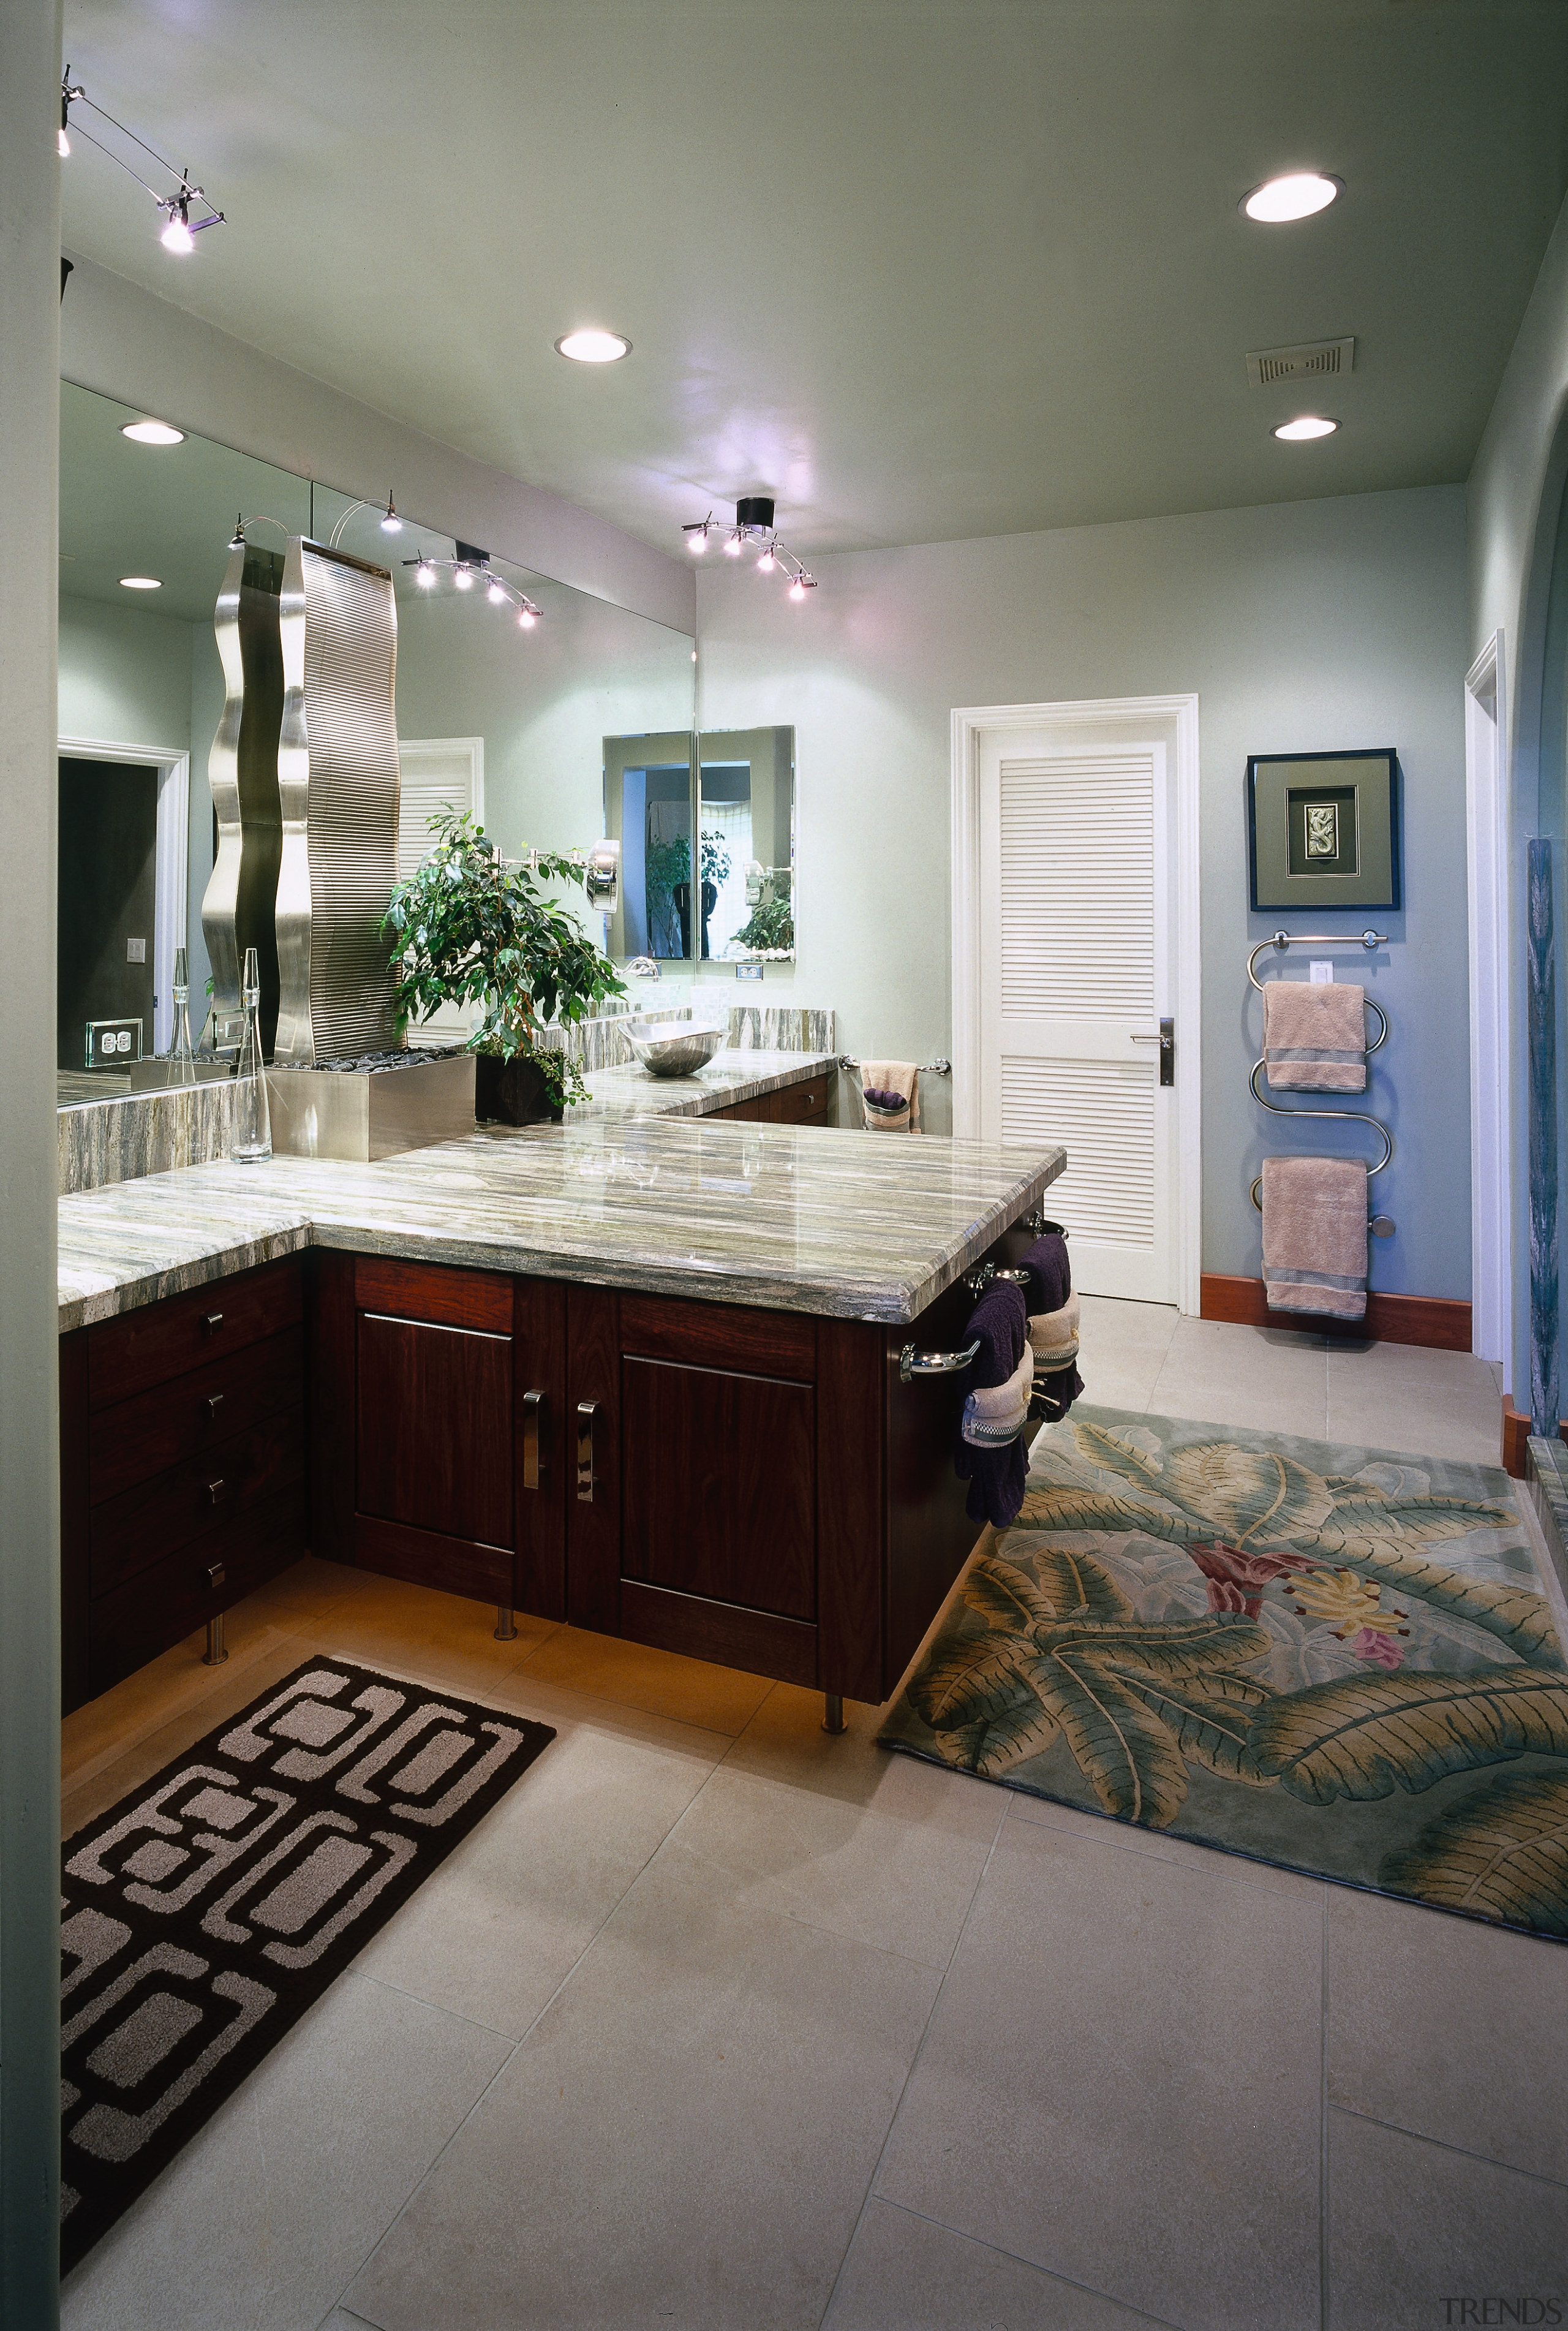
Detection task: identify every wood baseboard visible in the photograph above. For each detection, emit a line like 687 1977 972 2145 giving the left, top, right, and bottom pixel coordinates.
1501 1408 1568 1479
1199 1274 1472 1353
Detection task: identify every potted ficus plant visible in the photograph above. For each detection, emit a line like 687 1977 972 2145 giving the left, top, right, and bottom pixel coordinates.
382 807 626 1124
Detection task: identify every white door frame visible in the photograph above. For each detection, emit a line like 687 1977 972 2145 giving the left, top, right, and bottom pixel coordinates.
952 693 1202 1314
58 734 190 1058
1464 633 1512 1378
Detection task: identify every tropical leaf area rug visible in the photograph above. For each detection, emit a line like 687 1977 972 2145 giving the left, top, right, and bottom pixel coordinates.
881 1407 1568 1940
59 1659 553 2271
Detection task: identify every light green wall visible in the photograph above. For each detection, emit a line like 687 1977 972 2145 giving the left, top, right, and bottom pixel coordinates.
57 592 193 752
697 482 1470 1296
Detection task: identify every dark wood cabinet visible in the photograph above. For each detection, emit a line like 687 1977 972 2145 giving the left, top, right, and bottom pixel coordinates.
62 1190 1006 1718
61 1255 307 1712
705 1067 835 1125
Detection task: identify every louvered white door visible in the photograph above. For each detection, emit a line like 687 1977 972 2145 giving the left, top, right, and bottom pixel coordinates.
978 733 1175 1301
396 736 484 1048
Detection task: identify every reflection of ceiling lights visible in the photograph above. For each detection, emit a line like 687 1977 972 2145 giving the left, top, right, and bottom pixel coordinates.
121 419 184 445
683 496 816 601
1242 172 1341 223
326 494 403 550
1273 415 1338 441
119 575 162 589
405 545 543 630
554 329 631 363
59 68 225 255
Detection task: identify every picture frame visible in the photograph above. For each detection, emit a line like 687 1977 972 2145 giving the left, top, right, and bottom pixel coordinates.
1246 748 1401 911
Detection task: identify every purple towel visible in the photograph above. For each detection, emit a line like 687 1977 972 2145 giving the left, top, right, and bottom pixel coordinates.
1016 1231 1084 1425
954 1280 1030 1528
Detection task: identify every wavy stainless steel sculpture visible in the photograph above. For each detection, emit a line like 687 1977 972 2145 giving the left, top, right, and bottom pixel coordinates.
273 538 402 1065
202 542 285 1054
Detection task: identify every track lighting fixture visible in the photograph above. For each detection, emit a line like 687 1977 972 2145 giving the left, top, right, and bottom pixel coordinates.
327 495 408 551
401 548 542 632
60 69 225 254
380 495 401 533
682 496 816 602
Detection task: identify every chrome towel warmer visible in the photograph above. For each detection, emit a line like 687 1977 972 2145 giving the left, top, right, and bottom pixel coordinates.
1248 930 1394 1234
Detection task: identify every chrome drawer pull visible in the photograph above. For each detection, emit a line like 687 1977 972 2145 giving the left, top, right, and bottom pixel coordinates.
206 1562 226 1590
899 1337 981 1385
203 1310 225 1335
206 1478 227 1505
522 1389 548 1490
206 1392 225 1421
576 1399 600 1503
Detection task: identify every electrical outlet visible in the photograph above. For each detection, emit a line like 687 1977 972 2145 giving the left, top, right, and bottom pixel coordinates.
85 1018 143 1068
736 962 764 982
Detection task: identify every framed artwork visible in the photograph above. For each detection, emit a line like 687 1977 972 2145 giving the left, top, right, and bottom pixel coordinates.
1246 749 1400 910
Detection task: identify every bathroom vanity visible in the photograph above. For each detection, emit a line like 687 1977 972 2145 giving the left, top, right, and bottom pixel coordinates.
57 1104 1063 1719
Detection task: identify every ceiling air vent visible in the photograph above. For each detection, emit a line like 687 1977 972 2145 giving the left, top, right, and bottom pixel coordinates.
1245 336 1355 390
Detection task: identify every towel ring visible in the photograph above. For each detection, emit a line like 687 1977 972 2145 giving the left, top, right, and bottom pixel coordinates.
1248 1058 1393 1178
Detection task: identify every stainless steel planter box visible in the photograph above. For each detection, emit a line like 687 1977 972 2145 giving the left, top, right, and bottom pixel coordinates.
266 1051 476 1162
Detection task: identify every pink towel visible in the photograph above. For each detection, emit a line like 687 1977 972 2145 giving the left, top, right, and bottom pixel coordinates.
860 1059 921 1132
1263 981 1367 1092
1261 1157 1368 1321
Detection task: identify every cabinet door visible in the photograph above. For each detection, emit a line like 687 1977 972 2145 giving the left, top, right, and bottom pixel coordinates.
357 1311 513 1547
621 1358 815 1620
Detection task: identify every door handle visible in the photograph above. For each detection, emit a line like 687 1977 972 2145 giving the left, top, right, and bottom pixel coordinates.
1130 1021 1175 1086
576 1400 600 1503
522 1389 548 1490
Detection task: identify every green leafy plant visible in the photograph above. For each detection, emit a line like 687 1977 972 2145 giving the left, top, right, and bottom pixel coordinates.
381 806 625 1106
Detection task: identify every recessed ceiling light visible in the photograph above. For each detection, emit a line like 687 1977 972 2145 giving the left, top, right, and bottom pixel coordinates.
120 419 184 445
554 329 631 364
1273 415 1338 442
118 574 162 589
1243 172 1341 224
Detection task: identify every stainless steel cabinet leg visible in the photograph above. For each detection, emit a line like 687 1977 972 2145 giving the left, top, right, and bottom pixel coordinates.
822 1693 845 1734
494 1607 518 1642
203 1614 228 1666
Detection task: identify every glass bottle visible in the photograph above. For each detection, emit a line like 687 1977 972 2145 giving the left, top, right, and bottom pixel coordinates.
170 946 198 1087
231 945 272 1162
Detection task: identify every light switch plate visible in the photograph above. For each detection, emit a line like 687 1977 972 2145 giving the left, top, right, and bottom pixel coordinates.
1309 960 1334 984
126 937 146 963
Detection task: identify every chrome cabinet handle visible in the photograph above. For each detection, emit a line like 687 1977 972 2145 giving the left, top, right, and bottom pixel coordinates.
206 1392 225 1421
206 1478 227 1505
576 1399 600 1503
899 1337 981 1385
206 1562 226 1590
522 1389 548 1490
203 1310 225 1334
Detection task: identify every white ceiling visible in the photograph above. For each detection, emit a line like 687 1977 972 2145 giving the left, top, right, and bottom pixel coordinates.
58 1 1568 558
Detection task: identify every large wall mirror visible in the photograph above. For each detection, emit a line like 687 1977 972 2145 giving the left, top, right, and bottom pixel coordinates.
602 723 794 968
56 379 695 1106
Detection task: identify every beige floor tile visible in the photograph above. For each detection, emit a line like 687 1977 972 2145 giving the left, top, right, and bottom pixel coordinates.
669 1759 1003 1968
823 2199 1173 2329
515 1619 774 1734
728 1680 994 1818
1146 1315 1330 1440
1076 1295 1180 1417
316 2313 388 2331
61 1973 510 2331
1326 2108 1568 2330
342 1838 943 2331
1327 1886 1568 2183
1002 1788 1327 1905
875 1818 1324 2330
350 1693 729 2036
1326 1340 1504 1467
290 1573 558 1697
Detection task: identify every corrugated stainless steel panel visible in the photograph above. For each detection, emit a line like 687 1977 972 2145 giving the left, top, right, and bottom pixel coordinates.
201 542 285 1053
273 538 401 1066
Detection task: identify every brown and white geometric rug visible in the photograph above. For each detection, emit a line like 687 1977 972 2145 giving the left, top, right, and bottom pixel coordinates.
60 1658 553 2269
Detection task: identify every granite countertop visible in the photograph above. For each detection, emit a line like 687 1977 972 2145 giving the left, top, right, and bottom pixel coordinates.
562 1045 834 1120
57 1092 1065 1334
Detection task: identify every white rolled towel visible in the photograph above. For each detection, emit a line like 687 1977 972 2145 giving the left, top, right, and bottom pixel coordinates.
1027 1293 1080 1369
962 1340 1035 1448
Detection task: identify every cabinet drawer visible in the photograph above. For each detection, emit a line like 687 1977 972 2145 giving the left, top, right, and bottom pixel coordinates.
355 1255 513 1332
89 1326 304 1506
88 1257 304 1411
88 1486 306 1698
770 1072 833 1125
90 1405 306 1600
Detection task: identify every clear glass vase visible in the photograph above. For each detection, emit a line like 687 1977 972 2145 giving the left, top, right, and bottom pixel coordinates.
232 945 272 1163
170 946 198 1087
